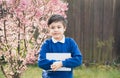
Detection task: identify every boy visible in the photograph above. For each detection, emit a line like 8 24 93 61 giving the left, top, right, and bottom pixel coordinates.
38 14 82 78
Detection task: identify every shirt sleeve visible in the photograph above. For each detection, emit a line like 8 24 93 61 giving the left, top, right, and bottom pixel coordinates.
62 38 83 68
38 40 55 70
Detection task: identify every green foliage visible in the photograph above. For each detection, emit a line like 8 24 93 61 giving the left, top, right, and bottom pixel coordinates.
96 37 114 63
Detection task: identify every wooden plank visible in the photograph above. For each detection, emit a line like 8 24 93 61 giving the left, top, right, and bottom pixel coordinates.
114 0 120 60
84 0 94 62
74 0 81 47
93 0 105 63
79 0 85 59
89 0 94 62
102 0 114 63
66 0 75 38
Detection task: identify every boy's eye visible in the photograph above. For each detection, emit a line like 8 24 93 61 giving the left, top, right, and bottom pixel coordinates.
57 26 61 29
51 26 55 29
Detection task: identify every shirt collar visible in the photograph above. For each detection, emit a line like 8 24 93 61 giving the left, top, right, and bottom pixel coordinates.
52 35 65 43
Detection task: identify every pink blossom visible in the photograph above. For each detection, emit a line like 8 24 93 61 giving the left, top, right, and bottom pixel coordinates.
0 0 68 77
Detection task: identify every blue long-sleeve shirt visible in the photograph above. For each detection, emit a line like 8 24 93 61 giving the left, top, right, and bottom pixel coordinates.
38 37 82 78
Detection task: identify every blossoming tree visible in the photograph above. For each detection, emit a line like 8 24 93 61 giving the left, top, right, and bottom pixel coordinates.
0 0 68 78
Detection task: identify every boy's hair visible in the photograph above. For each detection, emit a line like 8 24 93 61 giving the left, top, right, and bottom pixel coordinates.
47 14 68 27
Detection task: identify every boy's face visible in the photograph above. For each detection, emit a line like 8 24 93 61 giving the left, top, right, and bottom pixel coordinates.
49 21 66 40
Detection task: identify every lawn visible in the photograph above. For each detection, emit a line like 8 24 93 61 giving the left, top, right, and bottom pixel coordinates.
0 64 120 78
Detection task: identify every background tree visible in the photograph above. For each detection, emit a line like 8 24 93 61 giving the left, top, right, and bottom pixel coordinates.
0 0 68 78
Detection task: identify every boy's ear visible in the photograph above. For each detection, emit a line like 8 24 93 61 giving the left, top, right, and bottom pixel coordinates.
64 27 67 31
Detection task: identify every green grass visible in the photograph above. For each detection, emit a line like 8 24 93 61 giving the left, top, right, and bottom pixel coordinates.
21 64 42 78
0 64 120 78
74 65 120 78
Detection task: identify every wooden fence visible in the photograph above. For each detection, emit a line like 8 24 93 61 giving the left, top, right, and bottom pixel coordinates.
66 0 120 64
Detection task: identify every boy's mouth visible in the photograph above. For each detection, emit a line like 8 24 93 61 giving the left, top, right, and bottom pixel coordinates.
53 33 59 35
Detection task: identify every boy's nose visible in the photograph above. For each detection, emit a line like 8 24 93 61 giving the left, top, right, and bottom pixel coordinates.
54 28 58 31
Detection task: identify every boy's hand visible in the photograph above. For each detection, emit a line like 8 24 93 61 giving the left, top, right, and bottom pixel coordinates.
51 61 63 71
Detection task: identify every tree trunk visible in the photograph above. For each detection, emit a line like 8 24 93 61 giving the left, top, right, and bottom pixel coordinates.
12 73 21 78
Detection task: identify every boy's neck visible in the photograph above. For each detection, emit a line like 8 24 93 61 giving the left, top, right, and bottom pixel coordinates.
52 35 65 43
